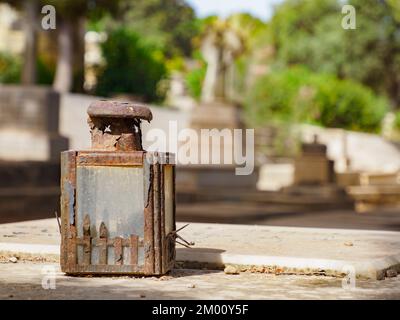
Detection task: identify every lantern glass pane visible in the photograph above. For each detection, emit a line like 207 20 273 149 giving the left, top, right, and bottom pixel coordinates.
75 165 145 265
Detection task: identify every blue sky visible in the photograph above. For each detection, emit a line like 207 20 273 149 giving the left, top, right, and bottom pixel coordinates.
185 0 283 21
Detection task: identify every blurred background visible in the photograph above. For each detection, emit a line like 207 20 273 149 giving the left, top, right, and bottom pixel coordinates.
0 0 400 231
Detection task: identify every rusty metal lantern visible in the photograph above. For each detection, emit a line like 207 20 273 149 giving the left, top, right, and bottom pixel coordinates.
60 100 176 275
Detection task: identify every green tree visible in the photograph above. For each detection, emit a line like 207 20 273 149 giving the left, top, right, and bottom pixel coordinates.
185 60 206 100
116 0 198 58
0 0 39 84
267 0 400 108
344 0 400 107
95 28 167 102
245 66 389 133
0 52 21 83
268 0 341 69
395 111 400 131
1 0 120 92
46 0 120 93
186 14 266 101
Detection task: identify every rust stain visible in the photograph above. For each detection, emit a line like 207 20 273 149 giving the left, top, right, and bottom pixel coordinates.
98 222 108 265
114 237 123 265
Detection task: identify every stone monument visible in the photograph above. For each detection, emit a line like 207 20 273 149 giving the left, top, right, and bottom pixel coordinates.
280 134 353 210
0 85 68 161
0 85 69 222
177 20 257 195
190 19 243 135
293 135 335 185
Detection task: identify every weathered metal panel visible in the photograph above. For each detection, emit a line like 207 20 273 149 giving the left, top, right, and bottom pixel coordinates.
98 222 108 265
164 165 174 236
160 163 166 273
76 151 144 167
60 150 77 270
75 165 145 266
153 157 161 274
66 264 144 274
130 235 139 265
144 159 155 274
114 237 123 265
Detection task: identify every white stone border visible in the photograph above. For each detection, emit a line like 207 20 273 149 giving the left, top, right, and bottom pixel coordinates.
1 242 399 280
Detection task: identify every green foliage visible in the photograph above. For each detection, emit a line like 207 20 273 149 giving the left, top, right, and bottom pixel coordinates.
245 67 389 133
0 52 53 85
37 58 55 85
266 0 400 107
44 0 120 20
185 50 206 101
245 67 310 124
343 0 400 106
395 112 400 131
187 14 267 101
312 77 389 132
95 28 167 102
185 64 206 101
113 0 198 58
0 52 21 83
269 0 341 64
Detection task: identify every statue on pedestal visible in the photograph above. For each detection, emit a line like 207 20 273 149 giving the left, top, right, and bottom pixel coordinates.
200 20 243 104
180 19 258 190
191 19 244 131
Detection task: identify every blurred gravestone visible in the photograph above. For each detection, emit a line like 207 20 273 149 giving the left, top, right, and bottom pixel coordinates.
293 135 335 185
0 85 69 222
280 134 353 208
0 85 68 161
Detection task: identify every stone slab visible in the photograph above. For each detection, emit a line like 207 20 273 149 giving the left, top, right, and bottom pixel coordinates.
0 85 69 161
0 85 60 133
0 219 399 280
1 263 399 299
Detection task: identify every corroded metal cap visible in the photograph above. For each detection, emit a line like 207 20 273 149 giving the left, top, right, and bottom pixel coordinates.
87 100 152 151
88 100 153 121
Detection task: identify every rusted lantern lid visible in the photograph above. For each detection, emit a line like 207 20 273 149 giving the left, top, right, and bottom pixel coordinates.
87 100 152 151
88 100 153 122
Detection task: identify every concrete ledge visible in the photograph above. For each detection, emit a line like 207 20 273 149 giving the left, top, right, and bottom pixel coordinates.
0 219 399 280
176 249 399 280
0 243 59 255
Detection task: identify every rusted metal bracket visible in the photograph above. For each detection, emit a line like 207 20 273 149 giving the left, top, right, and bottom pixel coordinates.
171 224 195 248
54 211 61 234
